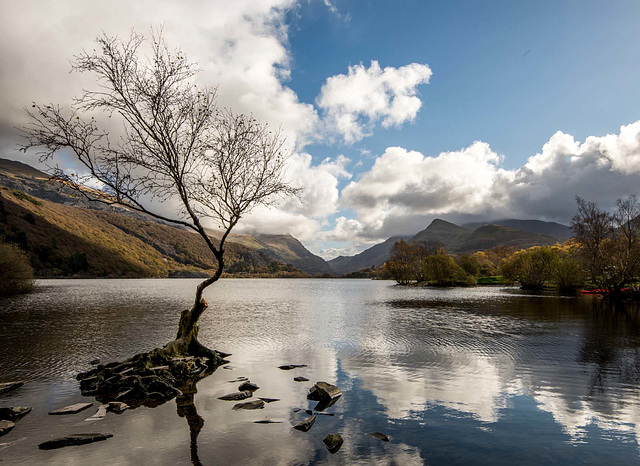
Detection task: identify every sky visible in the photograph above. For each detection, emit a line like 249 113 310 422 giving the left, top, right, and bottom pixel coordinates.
1 0 640 258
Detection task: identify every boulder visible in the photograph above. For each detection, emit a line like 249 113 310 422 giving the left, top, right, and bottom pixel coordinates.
238 381 259 392
232 400 265 410
367 432 390 442
323 433 344 453
218 391 253 401
293 414 317 432
293 376 309 382
0 382 23 395
38 433 113 450
49 402 94 415
0 420 15 437
278 364 307 370
0 406 31 422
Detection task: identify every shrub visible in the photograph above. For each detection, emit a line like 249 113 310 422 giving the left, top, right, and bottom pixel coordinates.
0 242 35 296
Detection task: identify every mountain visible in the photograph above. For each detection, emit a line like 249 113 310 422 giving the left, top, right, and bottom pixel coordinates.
328 235 409 276
329 218 570 276
462 219 572 240
0 157 332 277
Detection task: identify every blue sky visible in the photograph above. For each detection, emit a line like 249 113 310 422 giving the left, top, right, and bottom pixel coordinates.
2 1 640 257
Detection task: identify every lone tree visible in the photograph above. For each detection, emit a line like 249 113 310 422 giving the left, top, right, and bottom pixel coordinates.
21 31 297 362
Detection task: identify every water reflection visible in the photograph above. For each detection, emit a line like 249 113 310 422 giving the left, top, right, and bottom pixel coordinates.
1 280 640 464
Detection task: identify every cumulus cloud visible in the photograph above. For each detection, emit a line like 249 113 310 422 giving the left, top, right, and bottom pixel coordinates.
317 60 432 143
339 120 640 243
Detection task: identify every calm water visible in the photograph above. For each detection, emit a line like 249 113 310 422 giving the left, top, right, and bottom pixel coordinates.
1 279 640 465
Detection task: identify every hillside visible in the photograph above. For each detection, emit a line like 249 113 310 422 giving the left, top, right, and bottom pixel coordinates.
410 219 470 251
456 224 557 252
328 235 409 276
0 158 331 277
462 219 572 240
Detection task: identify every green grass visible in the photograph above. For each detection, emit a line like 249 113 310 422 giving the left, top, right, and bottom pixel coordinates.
476 275 504 285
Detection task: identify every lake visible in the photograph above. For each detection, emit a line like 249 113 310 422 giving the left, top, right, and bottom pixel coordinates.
1 279 640 465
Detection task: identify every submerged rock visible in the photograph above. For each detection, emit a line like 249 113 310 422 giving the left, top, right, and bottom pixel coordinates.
38 433 113 450
278 364 307 370
293 376 309 382
232 400 265 410
323 433 344 453
49 403 94 415
238 381 259 392
367 432 390 442
0 420 15 437
84 404 109 421
0 406 32 422
218 391 253 401
254 419 282 424
0 382 23 395
307 382 342 411
293 414 317 432
304 409 334 416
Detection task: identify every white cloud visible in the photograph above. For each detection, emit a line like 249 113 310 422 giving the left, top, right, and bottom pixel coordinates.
339 120 640 243
317 60 432 143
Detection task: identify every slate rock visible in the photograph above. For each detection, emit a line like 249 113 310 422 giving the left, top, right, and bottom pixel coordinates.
0 382 23 395
294 376 309 382
304 409 334 416
232 400 265 410
293 414 317 432
254 419 282 424
49 402 93 415
238 381 259 392
107 402 129 414
278 364 307 370
258 397 280 403
38 433 113 450
0 420 15 437
367 432 390 442
218 391 253 401
0 406 31 422
323 433 344 453
307 382 342 401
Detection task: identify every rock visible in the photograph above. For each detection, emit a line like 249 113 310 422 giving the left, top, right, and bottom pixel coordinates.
49 402 94 415
0 420 15 437
258 397 280 403
149 366 169 371
293 414 317 432
0 406 32 422
218 391 253 401
222 366 234 370
307 382 342 401
254 419 282 424
308 382 342 411
232 400 265 410
304 409 334 416
238 381 259 392
293 376 309 382
90 359 100 365
228 377 249 383
0 382 23 395
107 402 129 414
323 433 344 453
278 364 307 370
38 433 113 450
367 432 390 442
85 404 109 421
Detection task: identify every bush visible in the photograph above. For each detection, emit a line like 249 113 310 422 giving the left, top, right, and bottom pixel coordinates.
423 254 476 286
0 242 35 296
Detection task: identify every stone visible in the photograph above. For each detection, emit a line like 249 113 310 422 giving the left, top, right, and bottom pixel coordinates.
228 377 248 383
278 364 307 370
238 381 259 392
38 433 113 450
90 359 100 365
323 433 344 453
304 409 334 416
0 382 23 395
293 376 309 382
367 432 390 442
258 397 280 403
232 400 265 410
0 420 15 437
84 404 109 421
293 414 317 432
49 402 94 415
0 406 31 422
218 391 253 401
254 419 282 424
307 382 342 401
107 402 129 414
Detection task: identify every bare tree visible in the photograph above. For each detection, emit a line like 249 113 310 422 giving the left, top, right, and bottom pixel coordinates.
20 31 297 360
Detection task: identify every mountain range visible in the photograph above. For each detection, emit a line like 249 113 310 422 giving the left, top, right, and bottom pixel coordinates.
1 158 573 278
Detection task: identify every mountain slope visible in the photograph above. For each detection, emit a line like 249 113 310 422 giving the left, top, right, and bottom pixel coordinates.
328 235 409 275
0 157 331 276
457 224 558 252
462 219 572 240
410 219 470 251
